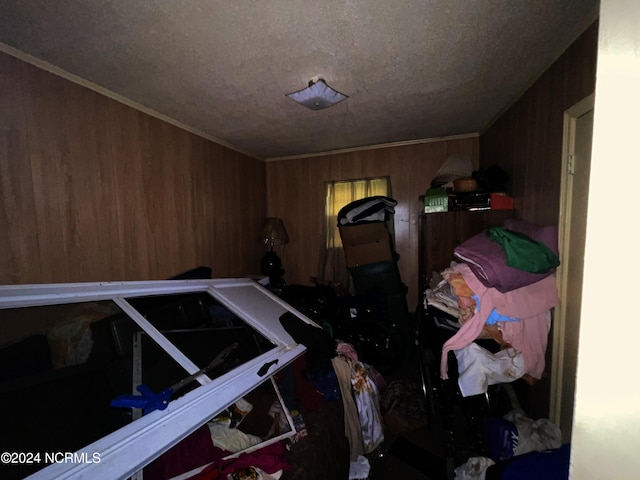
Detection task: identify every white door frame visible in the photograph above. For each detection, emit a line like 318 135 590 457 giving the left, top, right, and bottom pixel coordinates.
550 93 594 432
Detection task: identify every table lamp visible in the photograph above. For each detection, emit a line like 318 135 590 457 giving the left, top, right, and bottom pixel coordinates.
259 217 289 288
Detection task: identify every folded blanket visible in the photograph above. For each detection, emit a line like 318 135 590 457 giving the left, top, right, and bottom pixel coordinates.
337 196 397 225
454 222 559 293
486 227 559 274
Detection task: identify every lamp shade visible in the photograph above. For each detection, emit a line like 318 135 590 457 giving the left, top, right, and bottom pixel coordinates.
432 153 473 186
259 217 289 247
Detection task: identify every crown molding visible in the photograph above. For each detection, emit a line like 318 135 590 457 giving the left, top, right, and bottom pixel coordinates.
264 133 480 162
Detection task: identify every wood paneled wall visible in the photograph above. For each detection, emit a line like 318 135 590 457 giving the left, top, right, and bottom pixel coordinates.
0 51 266 284
0 20 598 306
265 136 480 308
480 21 598 226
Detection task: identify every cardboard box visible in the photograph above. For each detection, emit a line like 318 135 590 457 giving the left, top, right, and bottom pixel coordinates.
339 223 393 267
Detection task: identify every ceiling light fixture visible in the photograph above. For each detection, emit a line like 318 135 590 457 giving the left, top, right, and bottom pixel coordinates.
286 78 348 110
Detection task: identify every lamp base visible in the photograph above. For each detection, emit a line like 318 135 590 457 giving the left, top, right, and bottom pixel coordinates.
260 250 285 289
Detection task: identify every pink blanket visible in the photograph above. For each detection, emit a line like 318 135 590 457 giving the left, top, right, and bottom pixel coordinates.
440 263 559 381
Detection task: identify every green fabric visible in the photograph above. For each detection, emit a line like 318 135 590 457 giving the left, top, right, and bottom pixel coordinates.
486 227 560 274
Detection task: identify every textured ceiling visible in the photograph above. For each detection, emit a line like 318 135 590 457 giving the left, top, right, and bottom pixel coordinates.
0 0 598 160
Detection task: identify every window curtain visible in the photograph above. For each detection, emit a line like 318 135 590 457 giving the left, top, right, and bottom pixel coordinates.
317 177 391 292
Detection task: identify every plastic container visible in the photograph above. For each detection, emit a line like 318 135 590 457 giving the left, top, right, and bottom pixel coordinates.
424 187 448 213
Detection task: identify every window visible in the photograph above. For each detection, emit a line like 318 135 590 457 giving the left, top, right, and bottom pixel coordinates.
0 280 308 480
324 176 391 248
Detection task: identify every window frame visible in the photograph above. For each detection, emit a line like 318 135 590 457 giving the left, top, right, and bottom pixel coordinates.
0 278 309 480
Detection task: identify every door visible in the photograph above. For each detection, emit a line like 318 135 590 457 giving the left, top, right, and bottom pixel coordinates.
551 94 594 443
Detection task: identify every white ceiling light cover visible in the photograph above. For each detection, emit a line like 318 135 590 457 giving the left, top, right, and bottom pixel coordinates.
286 79 348 110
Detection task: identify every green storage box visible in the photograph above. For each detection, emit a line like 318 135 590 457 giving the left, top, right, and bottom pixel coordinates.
424 187 448 213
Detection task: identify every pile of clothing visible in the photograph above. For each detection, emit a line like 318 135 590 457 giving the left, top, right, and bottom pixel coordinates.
279 312 386 477
424 219 561 396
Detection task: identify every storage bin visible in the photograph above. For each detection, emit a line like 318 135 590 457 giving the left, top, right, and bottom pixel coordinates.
424 187 449 213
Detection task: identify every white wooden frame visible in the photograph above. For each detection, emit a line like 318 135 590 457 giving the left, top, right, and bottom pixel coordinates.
0 278 311 480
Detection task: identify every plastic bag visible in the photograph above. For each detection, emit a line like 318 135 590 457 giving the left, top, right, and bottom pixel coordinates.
455 343 525 397
349 455 371 480
454 456 496 480
503 409 562 456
